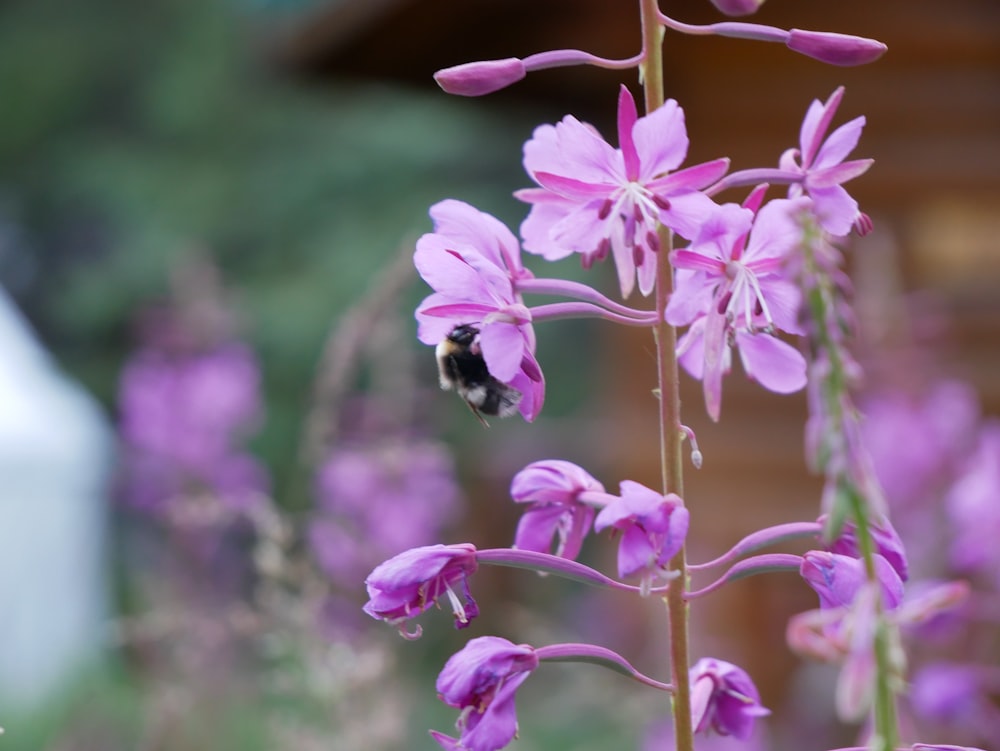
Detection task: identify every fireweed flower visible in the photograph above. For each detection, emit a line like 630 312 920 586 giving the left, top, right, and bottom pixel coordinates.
430 636 539 751
594 480 690 595
779 86 874 236
689 658 770 740
821 514 909 582
861 381 980 510
517 85 728 298
789 568 968 721
363 543 479 638
667 193 809 419
415 199 544 421
945 422 1000 585
910 662 1000 738
309 440 461 589
510 459 608 560
118 340 269 513
800 550 905 611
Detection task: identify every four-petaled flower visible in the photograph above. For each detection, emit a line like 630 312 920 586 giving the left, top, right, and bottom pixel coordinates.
517 85 728 298
510 459 606 560
667 191 809 420
431 636 539 751
415 199 545 421
363 543 479 638
690 657 770 740
779 86 873 236
594 480 690 594
799 550 905 611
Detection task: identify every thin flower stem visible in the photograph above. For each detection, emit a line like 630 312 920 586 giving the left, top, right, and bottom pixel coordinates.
535 643 675 692
516 277 656 318
529 302 659 327
523 49 646 72
801 223 900 751
640 2 692 750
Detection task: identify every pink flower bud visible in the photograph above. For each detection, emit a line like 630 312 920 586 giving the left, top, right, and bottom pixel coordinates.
433 58 526 96
708 0 766 17
786 29 887 66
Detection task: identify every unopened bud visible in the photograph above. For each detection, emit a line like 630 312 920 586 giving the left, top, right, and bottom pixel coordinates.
433 58 526 97
708 0 766 17
786 29 887 67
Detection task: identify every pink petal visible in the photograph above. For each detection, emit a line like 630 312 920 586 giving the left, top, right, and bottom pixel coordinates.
808 184 858 237
617 85 641 180
479 324 526 382
809 158 873 189
757 278 805 334
671 249 726 274
533 171 617 200
617 524 656 578
702 311 729 421
429 199 521 272
414 241 494 300
812 115 865 170
800 88 844 167
518 197 577 260
676 321 706 379
415 293 461 344
664 270 715 327
632 98 688 178
743 197 807 264
737 333 807 394
646 157 730 194
525 115 622 184
660 190 728 241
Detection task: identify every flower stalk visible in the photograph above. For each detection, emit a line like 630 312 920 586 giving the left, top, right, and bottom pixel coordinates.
800 220 900 750
639 2 692 750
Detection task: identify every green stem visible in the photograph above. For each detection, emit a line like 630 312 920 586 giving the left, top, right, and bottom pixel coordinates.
802 226 899 751
639 2 692 750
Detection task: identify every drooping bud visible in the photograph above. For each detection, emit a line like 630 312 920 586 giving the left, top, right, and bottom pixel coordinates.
433 58 526 96
708 0 767 17
786 29 887 66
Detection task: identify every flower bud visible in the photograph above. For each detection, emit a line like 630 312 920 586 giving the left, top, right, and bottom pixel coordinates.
708 0 766 17
433 58 526 96
786 29 887 66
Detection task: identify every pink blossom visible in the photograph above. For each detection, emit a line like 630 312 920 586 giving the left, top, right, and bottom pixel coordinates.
431 636 538 751
414 199 544 421
594 481 689 593
510 459 606 560
779 87 873 236
689 658 770 740
516 85 728 298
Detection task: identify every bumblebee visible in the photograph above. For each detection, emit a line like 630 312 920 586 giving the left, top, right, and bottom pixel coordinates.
435 324 522 425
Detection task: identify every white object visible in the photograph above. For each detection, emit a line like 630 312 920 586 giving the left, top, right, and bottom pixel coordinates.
0 285 111 712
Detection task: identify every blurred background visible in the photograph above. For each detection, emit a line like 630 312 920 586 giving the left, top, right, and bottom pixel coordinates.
1 0 998 748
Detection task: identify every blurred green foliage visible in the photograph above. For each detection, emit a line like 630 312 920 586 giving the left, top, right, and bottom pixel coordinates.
0 0 606 500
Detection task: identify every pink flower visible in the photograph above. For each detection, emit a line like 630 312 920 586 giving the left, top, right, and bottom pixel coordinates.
414 199 545 421
779 87 873 236
516 85 728 298
363 543 479 637
431 636 539 751
510 459 606 560
594 481 689 593
666 191 809 419
690 658 770 740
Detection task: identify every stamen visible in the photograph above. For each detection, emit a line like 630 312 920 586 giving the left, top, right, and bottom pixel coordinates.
646 231 660 253
598 198 613 220
717 290 733 315
444 582 469 624
653 194 671 210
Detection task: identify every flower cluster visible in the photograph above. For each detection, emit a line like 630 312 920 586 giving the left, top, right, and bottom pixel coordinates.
117 285 269 517
359 4 982 751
